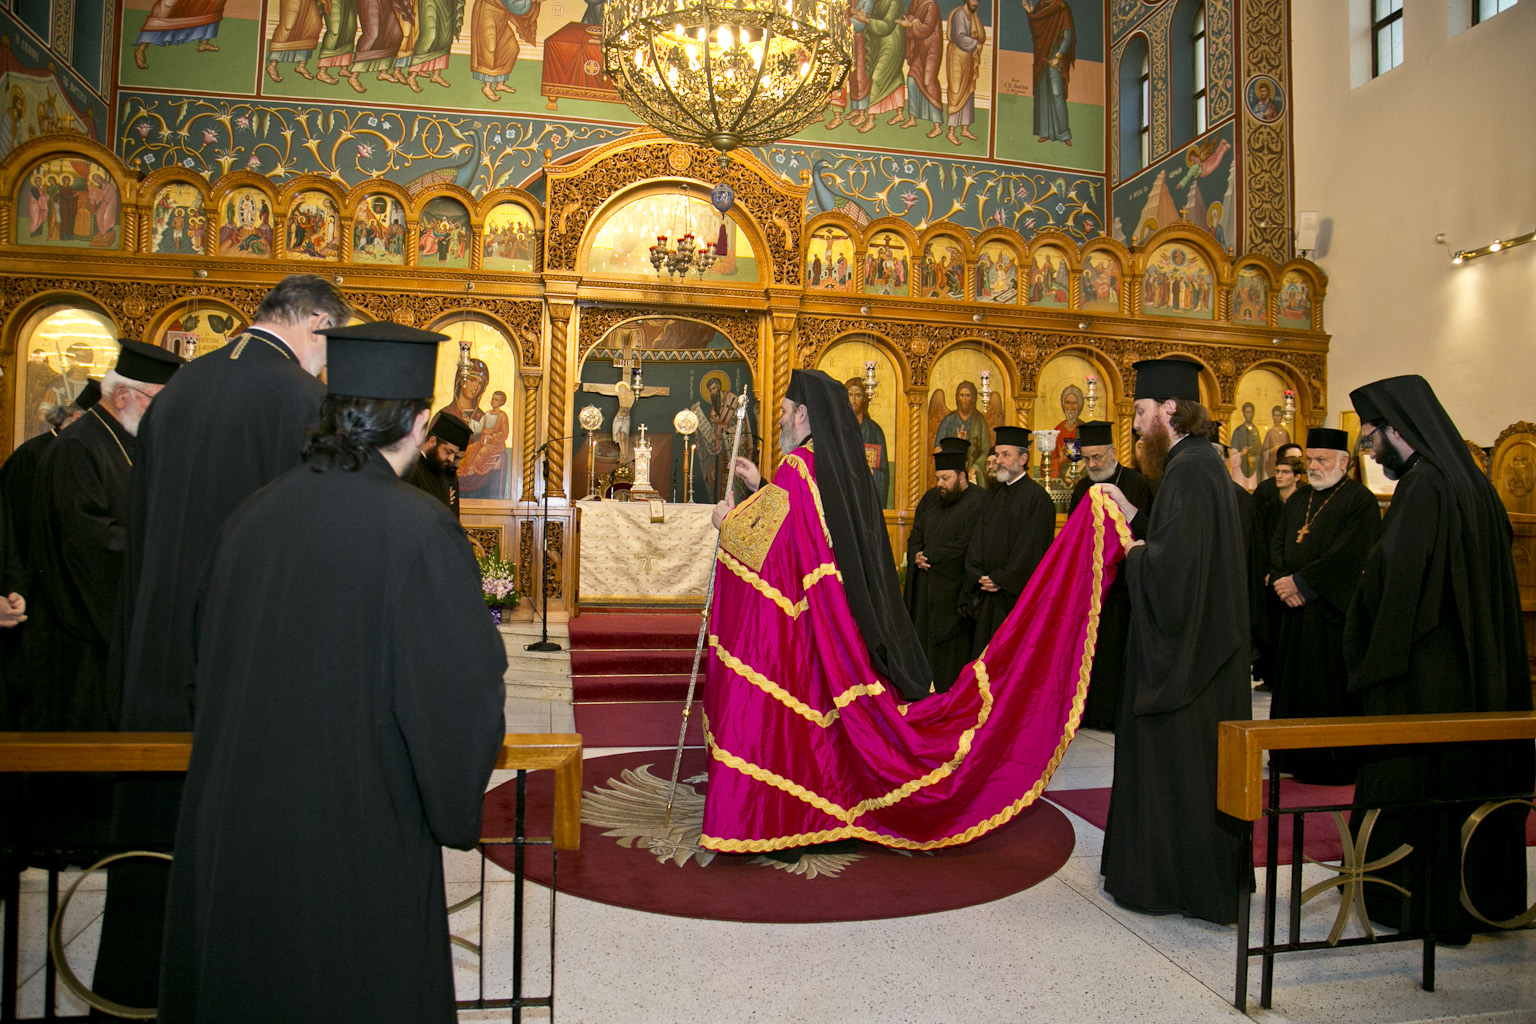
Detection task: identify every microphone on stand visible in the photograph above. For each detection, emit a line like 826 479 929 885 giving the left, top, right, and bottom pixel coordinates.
526 433 570 654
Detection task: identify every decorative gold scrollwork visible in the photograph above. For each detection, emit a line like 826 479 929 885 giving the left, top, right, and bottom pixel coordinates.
1459 798 1536 929
1296 808 1412 945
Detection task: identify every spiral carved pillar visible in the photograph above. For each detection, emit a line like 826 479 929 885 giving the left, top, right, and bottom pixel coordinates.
520 370 542 502
545 301 572 499
769 313 796 470
905 386 928 508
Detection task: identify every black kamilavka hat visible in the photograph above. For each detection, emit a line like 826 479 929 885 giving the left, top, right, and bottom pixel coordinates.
934 451 968 472
430 414 473 449
1306 427 1350 451
115 339 185 385
322 322 450 400
1132 358 1202 401
994 425 1031 448
1078 420 1114 446
938 437 970 453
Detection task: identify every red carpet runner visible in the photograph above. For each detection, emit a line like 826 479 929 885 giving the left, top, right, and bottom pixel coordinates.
569 611 705 747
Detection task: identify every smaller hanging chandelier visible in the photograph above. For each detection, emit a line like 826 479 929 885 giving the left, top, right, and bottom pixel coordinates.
1084 374 1098 417
978 370 992 413
862 358 878 400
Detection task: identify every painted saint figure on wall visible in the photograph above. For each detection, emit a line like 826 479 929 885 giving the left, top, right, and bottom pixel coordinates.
1024 0 1075 145
133 0 227 70
944 0 986 146
934 380 992 482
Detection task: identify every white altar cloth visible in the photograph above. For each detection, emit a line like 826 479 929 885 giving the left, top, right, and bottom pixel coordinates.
576 500 716 605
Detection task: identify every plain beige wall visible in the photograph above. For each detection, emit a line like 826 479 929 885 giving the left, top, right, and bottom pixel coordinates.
1290 0 1536 445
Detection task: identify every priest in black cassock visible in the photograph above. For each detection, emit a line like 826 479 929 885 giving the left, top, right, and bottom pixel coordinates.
1066 420 1153 731
1250 440 1304 689
26 341 183 735
158 321 507 1024
1266 428 1378 784
1345 375 1533 939
98 275 351 1007
410 412 471 516
903 448 985 691
1096 358 1252 925
963 425 1055 658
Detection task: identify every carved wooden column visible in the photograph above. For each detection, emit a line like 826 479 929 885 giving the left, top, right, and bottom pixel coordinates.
545 301 573 498
520 369 542 501
769 313 796 471
1115 399 1136 458
905 385 927 509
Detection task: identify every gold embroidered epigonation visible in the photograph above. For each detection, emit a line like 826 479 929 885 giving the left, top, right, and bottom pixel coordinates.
720 482 790 572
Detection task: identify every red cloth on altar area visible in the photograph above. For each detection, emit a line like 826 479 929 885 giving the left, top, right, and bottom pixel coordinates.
701 447 1131 852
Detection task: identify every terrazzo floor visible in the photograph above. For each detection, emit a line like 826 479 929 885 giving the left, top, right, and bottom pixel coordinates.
10 621 1535 1022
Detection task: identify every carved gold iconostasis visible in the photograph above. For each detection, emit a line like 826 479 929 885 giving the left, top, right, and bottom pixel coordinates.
1 130 1332 617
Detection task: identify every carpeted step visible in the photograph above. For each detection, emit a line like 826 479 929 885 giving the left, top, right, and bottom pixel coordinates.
568 612 701 651
572 674 696 702
574 701 704 747
570 648 697 676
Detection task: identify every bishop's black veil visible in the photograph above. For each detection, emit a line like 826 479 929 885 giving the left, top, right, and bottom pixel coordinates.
1349 374 1530 707
786 369 934 700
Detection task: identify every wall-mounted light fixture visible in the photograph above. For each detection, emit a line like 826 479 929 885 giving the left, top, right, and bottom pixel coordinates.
1438 229 1534 266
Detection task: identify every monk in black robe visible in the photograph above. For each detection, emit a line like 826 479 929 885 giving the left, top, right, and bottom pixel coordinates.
1346 375 1533 938
1067 420 1153 731
410 412 471 516
904 449 985 691
159 322 506 1023
964 425 1055 658
1250 441 1304 688
97 276 350 1007
16 342 182 855
1098 359 1252 925
1266 428 1379 784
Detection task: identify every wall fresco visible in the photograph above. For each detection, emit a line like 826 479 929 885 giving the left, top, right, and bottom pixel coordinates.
1111 120 1235 252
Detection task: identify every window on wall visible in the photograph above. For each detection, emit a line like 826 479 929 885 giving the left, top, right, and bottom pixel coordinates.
1372 0 1404 77
1138 54 1151 168
1473 0 1517 23
1118 35 1151 181
1192 6 1208 135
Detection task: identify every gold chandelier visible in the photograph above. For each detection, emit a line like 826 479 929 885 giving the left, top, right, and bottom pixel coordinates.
602 0 851 152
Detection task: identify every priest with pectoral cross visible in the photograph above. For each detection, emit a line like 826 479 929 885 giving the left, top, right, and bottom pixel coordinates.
1265 427 1379 784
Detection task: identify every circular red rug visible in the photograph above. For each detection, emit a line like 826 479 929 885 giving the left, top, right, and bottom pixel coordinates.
480 748 1075 923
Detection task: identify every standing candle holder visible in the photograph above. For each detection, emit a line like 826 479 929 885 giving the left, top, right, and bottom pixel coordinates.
578 404 604 499
674 407 699 503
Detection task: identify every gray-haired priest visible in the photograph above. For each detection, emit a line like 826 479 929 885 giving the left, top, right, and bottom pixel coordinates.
159 322 507 1023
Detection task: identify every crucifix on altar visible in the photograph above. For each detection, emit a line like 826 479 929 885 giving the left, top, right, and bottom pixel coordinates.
580 328 669 462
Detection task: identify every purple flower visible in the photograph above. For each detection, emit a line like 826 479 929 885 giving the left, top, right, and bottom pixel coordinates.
246 154 262 170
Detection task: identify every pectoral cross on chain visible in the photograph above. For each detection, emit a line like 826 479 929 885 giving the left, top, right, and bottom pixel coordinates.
1296 524 1309 543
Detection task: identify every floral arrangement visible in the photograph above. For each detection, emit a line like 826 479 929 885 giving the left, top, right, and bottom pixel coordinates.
479 554 521 609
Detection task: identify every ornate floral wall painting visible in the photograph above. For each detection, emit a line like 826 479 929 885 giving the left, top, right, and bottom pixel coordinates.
418 196 472 269
351 194 408 264
1231 265 1269 325
285 190 340 259
863 233 910 296
1079 251 1120 311
481 202 538 272
1142 243 1216 320
974 241 1020 303
18 306 118 441
1277 272 1312 329
806 225 857 292
919 236 968 300
150 183 207 254
430 318 519 501
217 186 275 256
14 158 121 249
1024 244 1071 307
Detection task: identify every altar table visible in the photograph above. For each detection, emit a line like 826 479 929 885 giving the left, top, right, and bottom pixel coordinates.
575 499 716 607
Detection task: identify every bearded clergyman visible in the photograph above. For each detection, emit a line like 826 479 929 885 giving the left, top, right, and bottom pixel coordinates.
1066 420 1152 731
904 447 985 691
1265 427 1378 784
